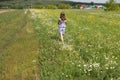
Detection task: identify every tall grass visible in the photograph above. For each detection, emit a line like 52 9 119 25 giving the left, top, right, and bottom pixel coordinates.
32 9 120 80
0 10 26 74
0 10 39 80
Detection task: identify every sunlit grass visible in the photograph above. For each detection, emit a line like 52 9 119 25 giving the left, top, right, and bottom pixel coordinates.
0 10 39 80
32 9 120 80
0 9 120 80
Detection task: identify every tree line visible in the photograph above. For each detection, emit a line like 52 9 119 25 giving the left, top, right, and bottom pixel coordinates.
0 0 119 11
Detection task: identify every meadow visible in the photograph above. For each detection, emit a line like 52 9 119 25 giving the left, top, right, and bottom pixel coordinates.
0 9 120 80
0 10 39 80
32 9 120 80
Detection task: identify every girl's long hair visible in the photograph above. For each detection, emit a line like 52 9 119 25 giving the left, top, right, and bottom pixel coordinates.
60 12 66 20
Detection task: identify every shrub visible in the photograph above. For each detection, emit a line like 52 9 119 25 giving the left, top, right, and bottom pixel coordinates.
10 4 24 9
105 0 119 11
32 5 45 9
58 3 71 9
46 4 57 9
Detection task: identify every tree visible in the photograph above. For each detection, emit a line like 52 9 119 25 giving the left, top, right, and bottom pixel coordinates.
58 3 71 9
90 1 94 6
105 0 119 11
46 4 57 9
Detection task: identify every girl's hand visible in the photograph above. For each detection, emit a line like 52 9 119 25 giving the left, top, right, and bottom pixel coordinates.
64 20 67 22
64 20 67 24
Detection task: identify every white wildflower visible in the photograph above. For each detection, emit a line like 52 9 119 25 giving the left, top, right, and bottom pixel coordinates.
78 64 81 67
105 67 109 69
62 73 64 75
88 69 92 72
110 67 115 69
84 64 87 67
32 60 36 63
89 64 92 68
105 57 109 60
93 63 100 68
66 75 68 77
72 62 75 65
112 56 115 59
88 44 92 47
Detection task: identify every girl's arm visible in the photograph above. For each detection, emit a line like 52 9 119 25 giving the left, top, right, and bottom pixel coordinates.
64 20 67 24
58 18 61 25
58 20 60 25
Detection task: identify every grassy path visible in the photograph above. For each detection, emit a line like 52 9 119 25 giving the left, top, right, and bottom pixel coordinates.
0 10 39 80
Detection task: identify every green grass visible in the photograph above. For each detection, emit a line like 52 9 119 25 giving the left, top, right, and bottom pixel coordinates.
0 10 39 80
32 9 120 80
0 9 120 80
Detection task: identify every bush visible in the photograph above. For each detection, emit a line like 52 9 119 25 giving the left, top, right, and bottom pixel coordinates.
105 0 119 11
9 4 24 9
46 4 57 9
32 5 45 9
58 3 71 9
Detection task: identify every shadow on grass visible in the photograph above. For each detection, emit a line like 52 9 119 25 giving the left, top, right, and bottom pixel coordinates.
51 35 60 41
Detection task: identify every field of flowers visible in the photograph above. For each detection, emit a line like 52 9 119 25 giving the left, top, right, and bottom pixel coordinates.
32 9 120 80
0 9 120 80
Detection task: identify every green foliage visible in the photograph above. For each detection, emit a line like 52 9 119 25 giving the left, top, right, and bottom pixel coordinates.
32 5 45 9
58 3 71 9
32 3 72 9
46 4 57 9
33 5 58 9
90 1 94 5
0 0 73 9
105 0 119 11
10 4 24 9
